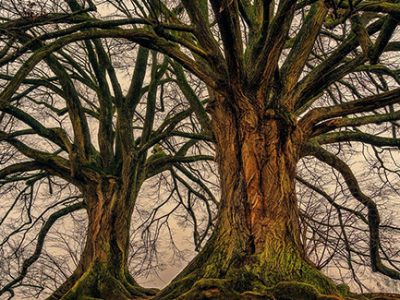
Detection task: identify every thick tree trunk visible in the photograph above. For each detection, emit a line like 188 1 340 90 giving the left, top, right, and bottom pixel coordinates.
157 94 346 300
48 179 157 300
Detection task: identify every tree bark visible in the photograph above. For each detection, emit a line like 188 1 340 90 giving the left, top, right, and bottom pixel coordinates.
157 93 345 300
48 178 157 300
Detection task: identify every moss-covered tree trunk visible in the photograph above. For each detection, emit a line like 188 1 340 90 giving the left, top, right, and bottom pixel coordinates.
158 93 345 300
48 178 157 300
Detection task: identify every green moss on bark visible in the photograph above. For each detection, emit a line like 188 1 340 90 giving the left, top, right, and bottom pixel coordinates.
56 263 155 300
268 282 342 300
156 247 346 300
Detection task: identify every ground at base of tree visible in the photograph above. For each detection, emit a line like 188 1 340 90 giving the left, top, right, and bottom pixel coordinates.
128 282 400 300
178 286 400 300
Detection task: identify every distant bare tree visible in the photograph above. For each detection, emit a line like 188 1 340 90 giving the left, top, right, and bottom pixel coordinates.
0 1 216 299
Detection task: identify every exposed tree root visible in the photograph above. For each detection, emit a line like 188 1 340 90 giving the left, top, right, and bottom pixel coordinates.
156 277 348 300
154 255 348 300
48 261 400 300
47 263 158 300
156 274 400 300
125 272 159 298
151 232 400 300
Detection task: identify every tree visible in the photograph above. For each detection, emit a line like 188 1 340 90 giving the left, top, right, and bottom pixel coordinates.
0 1 215 299
1 0 400 299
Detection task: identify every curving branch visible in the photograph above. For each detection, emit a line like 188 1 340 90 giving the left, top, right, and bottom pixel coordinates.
300 87 400 131
209 0 244 82
250 0 297 98
305 142 400 279
312 131 400 147
280 1 328 100
0 161 43 180
311 110 400 136
0 201 85 297
293 17 386 111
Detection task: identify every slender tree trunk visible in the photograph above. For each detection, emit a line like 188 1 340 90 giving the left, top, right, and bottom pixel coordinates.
158 94 345 300
49 178 157 300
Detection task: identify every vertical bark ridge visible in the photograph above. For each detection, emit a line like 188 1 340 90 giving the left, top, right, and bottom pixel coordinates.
156 94 343 300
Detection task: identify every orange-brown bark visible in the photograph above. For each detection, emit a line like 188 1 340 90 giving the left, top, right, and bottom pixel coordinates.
210 92 305 258
157 93 342 299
